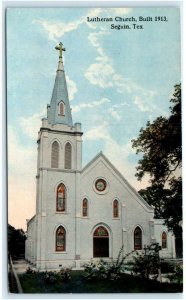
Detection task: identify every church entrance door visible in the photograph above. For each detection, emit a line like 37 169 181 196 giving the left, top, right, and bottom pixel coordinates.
93 226 109 258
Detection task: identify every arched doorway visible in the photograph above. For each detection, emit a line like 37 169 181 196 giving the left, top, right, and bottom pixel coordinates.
93 226 109 257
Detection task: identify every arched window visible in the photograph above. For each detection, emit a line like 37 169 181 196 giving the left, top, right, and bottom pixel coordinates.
51 141 59 168
56 226 66 251
162 232 167 249
82 198 88 217
59 102 65 116
113 199 119 218
56 183 66 212
134 226 142 250
65 142 72 169
94 226 109 237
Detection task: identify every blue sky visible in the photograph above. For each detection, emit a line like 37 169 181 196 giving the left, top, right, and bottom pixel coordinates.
7 7 181 229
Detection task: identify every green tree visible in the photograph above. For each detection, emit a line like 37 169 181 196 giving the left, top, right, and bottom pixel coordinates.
132 84 181 185
8 224 26 258
132 84 182 257
138 177 182 233
138 184 171 219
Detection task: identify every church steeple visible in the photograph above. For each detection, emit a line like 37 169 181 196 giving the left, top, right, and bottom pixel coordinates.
47 42 73 126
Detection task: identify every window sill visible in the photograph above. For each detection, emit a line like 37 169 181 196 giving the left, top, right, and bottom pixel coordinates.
55 212 68 214
112 218 120 220
55 251 67 254
81 216 89 219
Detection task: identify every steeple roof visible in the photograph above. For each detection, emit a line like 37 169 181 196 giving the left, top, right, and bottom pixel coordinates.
47 42 73 126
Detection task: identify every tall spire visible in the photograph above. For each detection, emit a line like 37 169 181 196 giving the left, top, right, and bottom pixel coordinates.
47 42 73 126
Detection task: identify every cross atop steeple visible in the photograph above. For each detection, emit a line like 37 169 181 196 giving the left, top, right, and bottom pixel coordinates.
55 42 66 62
47 42 73 126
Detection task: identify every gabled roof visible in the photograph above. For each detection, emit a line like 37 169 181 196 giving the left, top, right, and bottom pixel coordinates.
82 151 154 212
47 59 73 126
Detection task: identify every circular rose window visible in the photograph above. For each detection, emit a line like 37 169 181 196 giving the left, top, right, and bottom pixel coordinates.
95 178 107 192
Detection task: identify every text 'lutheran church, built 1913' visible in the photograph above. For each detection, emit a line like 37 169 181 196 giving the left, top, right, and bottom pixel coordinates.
25 42 176 270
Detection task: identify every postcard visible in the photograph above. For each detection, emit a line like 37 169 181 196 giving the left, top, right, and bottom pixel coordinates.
7 6 182 294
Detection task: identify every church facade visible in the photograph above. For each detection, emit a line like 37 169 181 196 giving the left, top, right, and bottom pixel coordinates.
25 43 176 270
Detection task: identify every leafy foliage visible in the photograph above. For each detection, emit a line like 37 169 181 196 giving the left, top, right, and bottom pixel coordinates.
132 84 181 185
44 271 58 284
162 177 182 232
83 260 109 281
138 177 182 235
138 176 182 240
83 246 135 281
8 224 26 257
25 267 37 274
138 183 171 218
43 268 72 284
167 264 183 284
160 261 174 274
131 243 161 280
25 267 72 285
58 268 71 281
132 84 182 256
19 270 183 293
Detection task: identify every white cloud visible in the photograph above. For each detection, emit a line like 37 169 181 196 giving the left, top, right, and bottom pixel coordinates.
88 31 109 50
84 122 144 189
107 107 121 121
112 74 133 93
85 30 157 112
112 75 157 112
85 62 114 88
33 18 84 42
84 121 110 141
72 97 110 113
19 109 45 139
84 122 134 159
85 31 115 88
66 75 77 101
113 102 129 108
33 8 105 41
134 96 150 112
106 8 132 16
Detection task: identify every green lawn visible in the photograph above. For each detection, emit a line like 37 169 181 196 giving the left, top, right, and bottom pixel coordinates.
18 271 182 293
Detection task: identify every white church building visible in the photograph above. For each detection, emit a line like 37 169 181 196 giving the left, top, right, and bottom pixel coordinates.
25 43 176 270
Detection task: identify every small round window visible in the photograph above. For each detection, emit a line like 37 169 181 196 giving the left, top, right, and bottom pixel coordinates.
95 179 107 192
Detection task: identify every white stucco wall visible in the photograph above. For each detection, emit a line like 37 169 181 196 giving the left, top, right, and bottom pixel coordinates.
79 155 154 265
25 215 36 263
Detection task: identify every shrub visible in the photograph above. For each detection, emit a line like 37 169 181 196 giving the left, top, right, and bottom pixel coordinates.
59 268 71 281
83 246 135 281
42 268 72 284
44 271 58 284
167 264 183 284
25 267 37 274
25 266 72 284
160 261 174 273
131 243 161 280
83 260 108 281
